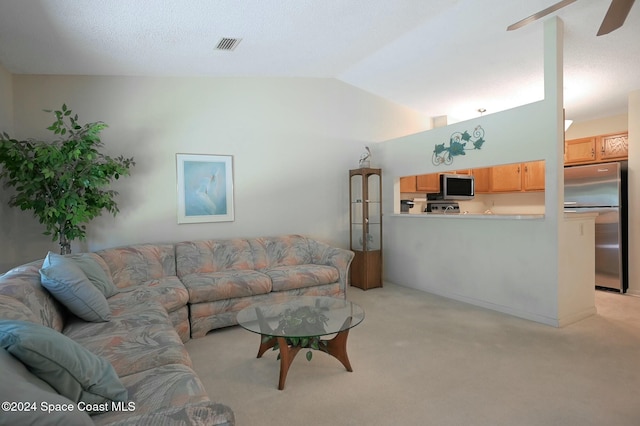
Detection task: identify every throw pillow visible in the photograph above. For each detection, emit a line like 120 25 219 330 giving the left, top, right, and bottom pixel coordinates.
0 320 128 407
0 347 94 425
40 252 111 322
69 253 119 298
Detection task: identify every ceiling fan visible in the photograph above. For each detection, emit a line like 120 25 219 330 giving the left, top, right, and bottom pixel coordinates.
507 0 636 36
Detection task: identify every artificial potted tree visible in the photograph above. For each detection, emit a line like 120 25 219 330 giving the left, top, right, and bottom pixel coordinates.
0 104 135 254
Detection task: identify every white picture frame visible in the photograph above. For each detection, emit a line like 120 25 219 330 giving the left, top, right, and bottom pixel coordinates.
176 153 234 223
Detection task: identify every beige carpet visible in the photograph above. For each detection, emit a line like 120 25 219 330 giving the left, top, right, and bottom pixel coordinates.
186 284 640 426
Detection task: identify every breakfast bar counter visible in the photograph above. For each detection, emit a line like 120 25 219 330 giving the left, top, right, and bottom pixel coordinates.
390 213 545 220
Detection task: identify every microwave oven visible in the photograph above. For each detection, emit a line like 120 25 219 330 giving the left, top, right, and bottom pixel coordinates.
439 174 475 200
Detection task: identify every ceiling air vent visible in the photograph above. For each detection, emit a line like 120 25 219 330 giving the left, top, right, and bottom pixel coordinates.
216 38 242 51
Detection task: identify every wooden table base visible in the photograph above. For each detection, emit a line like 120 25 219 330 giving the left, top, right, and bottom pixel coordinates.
256 328 353 390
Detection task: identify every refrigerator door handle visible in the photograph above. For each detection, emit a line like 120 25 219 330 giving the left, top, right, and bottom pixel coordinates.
564 201 577 205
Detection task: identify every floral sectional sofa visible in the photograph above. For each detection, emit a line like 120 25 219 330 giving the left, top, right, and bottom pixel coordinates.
0 235 353 425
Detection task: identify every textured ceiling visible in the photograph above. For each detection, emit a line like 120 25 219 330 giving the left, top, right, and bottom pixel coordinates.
0 0 638 123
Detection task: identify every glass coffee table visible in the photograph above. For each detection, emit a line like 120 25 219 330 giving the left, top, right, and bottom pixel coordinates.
236 296 365 390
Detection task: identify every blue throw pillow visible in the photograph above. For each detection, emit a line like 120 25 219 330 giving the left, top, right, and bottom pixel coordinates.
0 347 94 425
69 253 119 298
0 320 128 407
40 252 111 322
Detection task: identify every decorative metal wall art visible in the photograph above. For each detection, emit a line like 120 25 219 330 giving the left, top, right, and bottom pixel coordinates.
432 125 485 166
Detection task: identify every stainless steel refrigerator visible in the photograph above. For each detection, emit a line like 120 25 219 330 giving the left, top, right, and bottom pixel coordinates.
564 161 628 292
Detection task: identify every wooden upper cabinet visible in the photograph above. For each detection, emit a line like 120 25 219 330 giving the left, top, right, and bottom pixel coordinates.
565 132 628 165
399 176 417 192
416 174 439 192
406 165 543 195
598 133 628 161
490 163 522 192
565 137 596 164
523 161 545 191
472 167 491 193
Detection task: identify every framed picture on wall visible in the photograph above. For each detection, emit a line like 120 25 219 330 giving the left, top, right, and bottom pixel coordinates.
176 153 234 223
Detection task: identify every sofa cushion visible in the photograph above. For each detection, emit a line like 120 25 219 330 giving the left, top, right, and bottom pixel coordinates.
69 253 119 298
249 235 312 269
40 252 111 322
92 402 235 426
0 294 39 323
107 276 189 314
0 261 66 331
0 320 127 406
63 309 193 377
96 244 176 289
264 264 340 292
176 238 256 276
91 364 210 425
0 347 94 425
181 270 272 303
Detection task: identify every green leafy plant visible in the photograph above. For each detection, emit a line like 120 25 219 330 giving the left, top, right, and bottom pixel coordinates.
0 104 135 254
263 305 330 361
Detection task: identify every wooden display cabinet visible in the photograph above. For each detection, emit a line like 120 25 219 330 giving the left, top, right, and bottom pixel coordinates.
349 168 382 290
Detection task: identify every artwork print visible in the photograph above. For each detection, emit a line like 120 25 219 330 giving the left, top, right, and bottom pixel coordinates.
176 154 234 223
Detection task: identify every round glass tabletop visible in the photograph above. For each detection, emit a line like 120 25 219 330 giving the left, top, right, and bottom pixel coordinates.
236 296 365 338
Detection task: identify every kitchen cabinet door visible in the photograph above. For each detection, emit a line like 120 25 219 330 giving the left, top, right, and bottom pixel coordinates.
399 176 417 192
598 133 628 161
565 137 596 164
416 174 440 192
472 167 491 193
523 161 545 191
490 163 522 192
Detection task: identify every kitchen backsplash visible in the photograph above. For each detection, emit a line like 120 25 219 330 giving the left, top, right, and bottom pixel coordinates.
403 192 545 215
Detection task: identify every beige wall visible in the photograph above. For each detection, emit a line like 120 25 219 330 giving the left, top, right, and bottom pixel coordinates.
0 64 12 132
565 114 628 140
2 75 429 271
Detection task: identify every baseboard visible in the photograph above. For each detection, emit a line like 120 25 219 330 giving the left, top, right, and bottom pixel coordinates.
557 306 598 327
626 289 640 297
398 283 566 327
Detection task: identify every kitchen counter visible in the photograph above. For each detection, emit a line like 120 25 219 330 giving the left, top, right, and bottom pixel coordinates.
391 213 545 220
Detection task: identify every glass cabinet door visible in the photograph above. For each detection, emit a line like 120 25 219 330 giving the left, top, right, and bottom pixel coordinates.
349 168 382 252
349 167 382 290
350 173 364 250
366 173 381 251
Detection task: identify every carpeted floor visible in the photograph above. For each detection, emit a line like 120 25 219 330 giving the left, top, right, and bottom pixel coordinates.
185 283 640 426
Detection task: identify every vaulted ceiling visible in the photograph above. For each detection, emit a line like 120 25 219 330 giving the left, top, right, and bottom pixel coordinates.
0 0 638 123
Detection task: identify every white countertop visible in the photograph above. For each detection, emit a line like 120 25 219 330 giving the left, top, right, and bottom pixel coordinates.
391 213 545 220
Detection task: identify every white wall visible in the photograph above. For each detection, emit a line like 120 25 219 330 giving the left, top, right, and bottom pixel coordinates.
373 18 593 326
3 75 429 270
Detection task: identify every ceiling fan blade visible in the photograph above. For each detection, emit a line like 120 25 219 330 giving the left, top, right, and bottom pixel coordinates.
597 0 635 35
507 0 578 31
